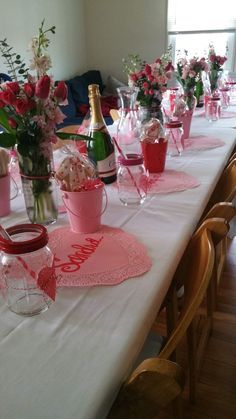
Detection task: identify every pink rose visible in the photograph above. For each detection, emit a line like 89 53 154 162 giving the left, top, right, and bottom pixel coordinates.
54 81 68 103
144 64 151 76
24 82 35 97
35 75 51 99
164 62 174 72
142 81 149 89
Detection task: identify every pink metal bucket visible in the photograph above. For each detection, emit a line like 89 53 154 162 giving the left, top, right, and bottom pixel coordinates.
0 174 10 217
62 183 107 233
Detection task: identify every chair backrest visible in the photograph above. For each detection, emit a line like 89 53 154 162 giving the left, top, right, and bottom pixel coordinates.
108 221 227 418
203 159 236 216
158 225 216 361
202 201 236 225
110 109 119 121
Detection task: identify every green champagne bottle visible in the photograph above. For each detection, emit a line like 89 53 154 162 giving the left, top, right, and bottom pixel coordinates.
87 84 117 184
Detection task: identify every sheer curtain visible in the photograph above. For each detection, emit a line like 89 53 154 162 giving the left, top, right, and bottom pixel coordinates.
168 0 236 71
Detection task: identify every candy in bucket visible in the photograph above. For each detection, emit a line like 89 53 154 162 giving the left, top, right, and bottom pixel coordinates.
55 150 107 233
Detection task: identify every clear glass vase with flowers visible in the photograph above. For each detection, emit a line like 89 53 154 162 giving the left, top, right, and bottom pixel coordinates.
176 53 209 111
123 48 174 125
0 20 68 224
208 44 227 95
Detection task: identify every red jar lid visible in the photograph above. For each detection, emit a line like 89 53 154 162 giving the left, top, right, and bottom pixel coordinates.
219 87 230 92
226 81 236 85
118 153 143 166
0 224 48 254
165 121 183 128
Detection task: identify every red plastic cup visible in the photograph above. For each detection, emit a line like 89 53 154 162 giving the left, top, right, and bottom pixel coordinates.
141 140 168 173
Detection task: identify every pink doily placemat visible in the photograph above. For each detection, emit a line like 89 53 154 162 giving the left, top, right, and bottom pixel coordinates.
148 170 200 194
184 136 225 151
49 225 152 287
197 110 236 118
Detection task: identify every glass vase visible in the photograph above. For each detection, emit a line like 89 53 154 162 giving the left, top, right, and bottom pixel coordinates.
18 144 58 225
116 86 140 155
138 105 164 125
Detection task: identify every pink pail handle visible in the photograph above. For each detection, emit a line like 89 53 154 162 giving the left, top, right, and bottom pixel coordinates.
62 187 107 219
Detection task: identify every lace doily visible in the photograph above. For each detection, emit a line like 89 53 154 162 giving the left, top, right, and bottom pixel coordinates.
48 225 152 287
148 170 200 194
183 136 225 151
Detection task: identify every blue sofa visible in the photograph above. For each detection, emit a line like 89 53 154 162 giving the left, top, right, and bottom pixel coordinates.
57 70 114 129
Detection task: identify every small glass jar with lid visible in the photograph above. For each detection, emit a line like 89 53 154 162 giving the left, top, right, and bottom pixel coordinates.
117 154 148 206
205 97 221 121
165 121 184 157
0 224 55 316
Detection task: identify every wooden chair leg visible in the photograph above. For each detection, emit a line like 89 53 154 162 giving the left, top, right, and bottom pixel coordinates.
166 284 179 362
187 320 197 404
172 395 183 419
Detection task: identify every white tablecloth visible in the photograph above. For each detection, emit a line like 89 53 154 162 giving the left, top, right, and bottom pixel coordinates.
0 109 235 419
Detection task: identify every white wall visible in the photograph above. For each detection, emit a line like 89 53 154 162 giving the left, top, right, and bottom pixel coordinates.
85 0 168 83
0 0 87 80
0 0 168 83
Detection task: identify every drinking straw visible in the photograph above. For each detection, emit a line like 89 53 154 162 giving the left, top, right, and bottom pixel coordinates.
112 137 143 200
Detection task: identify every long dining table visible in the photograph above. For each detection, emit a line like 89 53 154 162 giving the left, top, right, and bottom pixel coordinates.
0 107 235 419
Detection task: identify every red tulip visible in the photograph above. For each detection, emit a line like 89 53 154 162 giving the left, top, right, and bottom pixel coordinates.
35 75 51 99
8 117 18 129
54 81 68 103
0 89 16 106
7 82 20 94
24 82 35 98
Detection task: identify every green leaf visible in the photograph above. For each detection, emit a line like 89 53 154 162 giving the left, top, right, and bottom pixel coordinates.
0 133 16 148
0 108 15 133
56 132 95 142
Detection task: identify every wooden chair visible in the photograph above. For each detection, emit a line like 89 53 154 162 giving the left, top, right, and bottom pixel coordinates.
108 222 222 419
202 158 236 216
201 202 236 302
110 109 120 121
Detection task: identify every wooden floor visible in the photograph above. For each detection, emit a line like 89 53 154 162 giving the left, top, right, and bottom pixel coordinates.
158 233 236 419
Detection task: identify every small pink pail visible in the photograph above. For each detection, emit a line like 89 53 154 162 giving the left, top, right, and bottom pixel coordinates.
62 183 107 233
0 174 10 217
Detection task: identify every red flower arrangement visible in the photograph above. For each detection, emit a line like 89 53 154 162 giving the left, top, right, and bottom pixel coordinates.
0 20 68 224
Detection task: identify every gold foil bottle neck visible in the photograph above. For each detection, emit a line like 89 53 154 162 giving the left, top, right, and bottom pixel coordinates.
88 84 100 98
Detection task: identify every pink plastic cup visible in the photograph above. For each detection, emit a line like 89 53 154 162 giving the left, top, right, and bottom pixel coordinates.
61 183 107 233
0 174 10 217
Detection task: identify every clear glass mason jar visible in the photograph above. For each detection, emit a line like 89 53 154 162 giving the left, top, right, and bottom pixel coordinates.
205 97 221 122
117 154 148 206
0 224 55 316
219 87 230 109
165 121 184 156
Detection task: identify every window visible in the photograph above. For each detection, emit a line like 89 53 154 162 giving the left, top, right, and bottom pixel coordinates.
168 0 236 72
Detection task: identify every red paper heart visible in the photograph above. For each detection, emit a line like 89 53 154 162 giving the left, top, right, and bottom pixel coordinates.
37 266 56 301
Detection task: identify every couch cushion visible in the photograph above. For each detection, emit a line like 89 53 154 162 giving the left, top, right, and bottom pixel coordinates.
68 70 105 106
